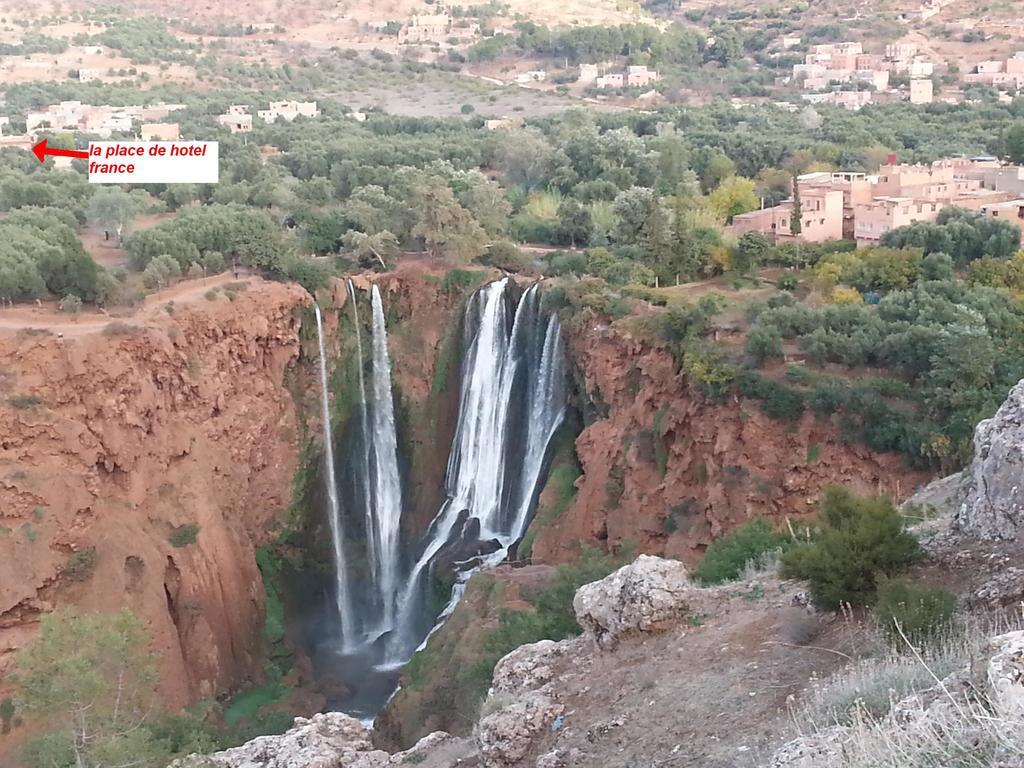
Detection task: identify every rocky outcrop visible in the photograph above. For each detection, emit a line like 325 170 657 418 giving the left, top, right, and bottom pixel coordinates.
474 556 701 767
0 279 308 723
170 713 473 768
531 319 929 565
956 380 1024 540
572 555 699 650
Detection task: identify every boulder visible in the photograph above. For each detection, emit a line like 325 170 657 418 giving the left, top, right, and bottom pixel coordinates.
490 639 573 696
957 380 1024 540
477 690 564 768
170 713 373 768
169 713 463 768
572 555 696 649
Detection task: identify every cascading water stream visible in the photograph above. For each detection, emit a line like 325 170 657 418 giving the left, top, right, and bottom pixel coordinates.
313 303 357 649
385 279 567 663
368 285 404 632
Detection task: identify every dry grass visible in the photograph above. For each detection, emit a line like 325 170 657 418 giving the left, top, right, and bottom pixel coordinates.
783 611 1024 768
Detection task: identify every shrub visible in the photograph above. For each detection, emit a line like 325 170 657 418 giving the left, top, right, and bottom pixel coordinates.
102 321 143 336
745 326 784 365
693 518 790 585
64 546 98 582
780 487 921 610
873 577 956 644
169 524 200 548
831 285 862 304
58 294 83 314
777 272 799 291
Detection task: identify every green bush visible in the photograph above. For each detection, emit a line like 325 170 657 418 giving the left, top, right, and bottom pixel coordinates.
745 326 784 366
693 518 789 584
777 272 799 291
64 547 98 582
169 524 200 548
781 487 921 610
873 577 956 644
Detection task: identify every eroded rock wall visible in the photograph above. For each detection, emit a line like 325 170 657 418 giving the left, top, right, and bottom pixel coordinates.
0 279 308 725
532 318 930 565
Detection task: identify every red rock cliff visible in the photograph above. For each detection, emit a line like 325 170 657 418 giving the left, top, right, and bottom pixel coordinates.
0 278 308 735
532 318 931 565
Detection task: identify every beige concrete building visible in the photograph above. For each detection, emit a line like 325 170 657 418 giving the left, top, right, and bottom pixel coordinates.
141 122 180 141
732 185 845 243
910 78 933 104
257 100 319 123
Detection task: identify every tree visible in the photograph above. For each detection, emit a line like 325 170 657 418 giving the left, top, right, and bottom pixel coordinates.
611 187 656 244
411 180 487 262
86 189 140 244
754 167 792 207
638 199 675 281
1002 120 1024 164
15 609 163 768
556 198 592 247
732 231 771 274
342 229 400 271
708 176 757 224
789 173 802 236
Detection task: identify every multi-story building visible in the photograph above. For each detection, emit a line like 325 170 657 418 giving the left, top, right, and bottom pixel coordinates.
854 197 945 244
910 78 933 104
732 185 845 243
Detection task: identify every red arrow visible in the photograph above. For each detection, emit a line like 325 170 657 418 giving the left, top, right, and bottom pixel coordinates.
32 138 89 163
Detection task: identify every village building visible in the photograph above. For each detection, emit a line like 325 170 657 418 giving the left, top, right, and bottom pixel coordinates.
909 78 934 104
141 122 180 141
217 110 253 134
801 90 873 110
257 100 319 123
625 65 660 87
595 73 625 89
578 63 600 84
732 182 845 243
398 13 451 42
980 200 1024 242
78 68 102 83
854 197 944 244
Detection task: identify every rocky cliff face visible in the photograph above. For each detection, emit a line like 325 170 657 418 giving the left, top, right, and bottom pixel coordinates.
0 279 308 727
531 319 930 565
956 379 1024 540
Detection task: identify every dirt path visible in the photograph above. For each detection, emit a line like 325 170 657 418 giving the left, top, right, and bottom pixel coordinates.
522 577 861 768
0 274 253 337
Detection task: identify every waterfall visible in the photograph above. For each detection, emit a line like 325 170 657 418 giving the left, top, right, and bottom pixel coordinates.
313 303 357 647
368 285 404 632
347 281 375 638
386 279 567 661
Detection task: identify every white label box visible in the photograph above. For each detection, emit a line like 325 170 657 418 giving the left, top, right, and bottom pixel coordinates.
88 141 219 184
